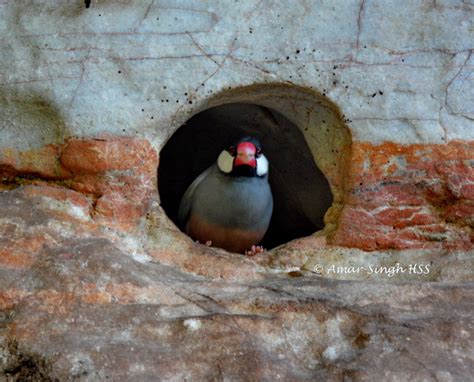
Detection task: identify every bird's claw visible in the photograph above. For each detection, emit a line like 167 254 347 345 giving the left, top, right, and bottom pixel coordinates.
195 240 212 247
244 245 265 256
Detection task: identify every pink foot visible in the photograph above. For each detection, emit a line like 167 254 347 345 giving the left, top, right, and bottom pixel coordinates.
195 240 212 247
244 245 265 256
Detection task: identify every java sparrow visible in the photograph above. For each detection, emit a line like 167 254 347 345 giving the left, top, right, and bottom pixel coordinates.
177 136 273 254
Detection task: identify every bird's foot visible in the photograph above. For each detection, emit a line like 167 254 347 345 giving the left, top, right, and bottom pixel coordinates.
244 245 265 256
195 240 212 247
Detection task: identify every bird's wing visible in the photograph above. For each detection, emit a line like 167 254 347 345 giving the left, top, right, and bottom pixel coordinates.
177 165 215 229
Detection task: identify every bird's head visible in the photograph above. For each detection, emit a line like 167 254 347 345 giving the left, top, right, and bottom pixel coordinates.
217 136 269 177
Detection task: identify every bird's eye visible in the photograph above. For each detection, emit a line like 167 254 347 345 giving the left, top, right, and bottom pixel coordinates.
228 146 236 156
256 147 262 157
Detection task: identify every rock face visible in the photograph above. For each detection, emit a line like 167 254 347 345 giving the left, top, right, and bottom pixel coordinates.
334 140 473 251
0 1 473 380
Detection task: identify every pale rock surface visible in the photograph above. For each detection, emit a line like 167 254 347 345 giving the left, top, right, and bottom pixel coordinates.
0 1 473 380
1 0 473 149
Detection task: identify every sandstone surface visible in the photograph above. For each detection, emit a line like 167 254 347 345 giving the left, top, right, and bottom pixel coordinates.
1 1 473 380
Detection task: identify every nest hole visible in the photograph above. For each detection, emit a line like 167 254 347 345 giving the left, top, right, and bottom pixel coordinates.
159 100 340 250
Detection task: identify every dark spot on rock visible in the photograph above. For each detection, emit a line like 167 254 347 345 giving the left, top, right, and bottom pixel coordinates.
3 339 56 382
379 91 383 95
353 331 370 349
84 0 91 8
288 271 303 278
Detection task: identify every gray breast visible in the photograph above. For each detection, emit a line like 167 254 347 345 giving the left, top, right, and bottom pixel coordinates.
191 166 273 232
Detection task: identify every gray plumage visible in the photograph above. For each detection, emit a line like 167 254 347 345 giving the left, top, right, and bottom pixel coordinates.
178 164 273 247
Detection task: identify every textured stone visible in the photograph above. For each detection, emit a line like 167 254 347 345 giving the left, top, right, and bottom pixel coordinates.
332 141 473 251
1 137 473 379
0 205 472 380
60 138 154 175
1 137 157 232
1 0 473 380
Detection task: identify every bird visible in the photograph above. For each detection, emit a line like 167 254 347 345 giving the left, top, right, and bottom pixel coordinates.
177 136 273 255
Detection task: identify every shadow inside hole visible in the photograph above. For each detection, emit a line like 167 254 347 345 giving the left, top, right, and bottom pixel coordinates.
158 103 333 250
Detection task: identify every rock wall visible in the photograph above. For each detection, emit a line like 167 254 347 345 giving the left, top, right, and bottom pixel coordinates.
1 0 473 380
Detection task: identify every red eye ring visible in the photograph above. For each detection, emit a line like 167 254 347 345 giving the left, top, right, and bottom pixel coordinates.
228 146 236 155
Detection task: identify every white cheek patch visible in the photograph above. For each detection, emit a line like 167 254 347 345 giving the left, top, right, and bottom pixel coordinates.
256 154 269 176
217 150 233 173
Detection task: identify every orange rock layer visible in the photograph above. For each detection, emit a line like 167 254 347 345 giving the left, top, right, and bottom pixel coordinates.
1 137 472 252
332 140 473 251
0 137 158 231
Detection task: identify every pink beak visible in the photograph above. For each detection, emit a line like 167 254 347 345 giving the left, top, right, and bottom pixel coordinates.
234 142 257 168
